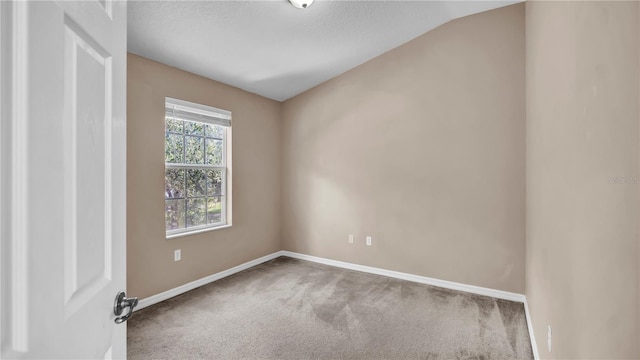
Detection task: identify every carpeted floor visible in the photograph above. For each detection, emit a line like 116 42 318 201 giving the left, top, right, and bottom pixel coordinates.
128 257 533 359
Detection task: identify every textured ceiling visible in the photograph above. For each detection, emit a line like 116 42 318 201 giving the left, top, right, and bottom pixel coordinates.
128 1 519 101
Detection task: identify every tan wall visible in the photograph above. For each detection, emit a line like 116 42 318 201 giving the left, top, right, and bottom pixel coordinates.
525 1 639 358
281 4 526 293
127 54 281 299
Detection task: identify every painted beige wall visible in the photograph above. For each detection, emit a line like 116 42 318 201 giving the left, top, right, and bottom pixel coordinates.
127 54 281 299
281 4 526 293
525 1 639 358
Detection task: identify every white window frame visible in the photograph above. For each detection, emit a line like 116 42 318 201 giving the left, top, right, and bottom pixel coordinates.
164 97 231 238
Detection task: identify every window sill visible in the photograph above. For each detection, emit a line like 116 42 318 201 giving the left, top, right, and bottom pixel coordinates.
166 224 232 240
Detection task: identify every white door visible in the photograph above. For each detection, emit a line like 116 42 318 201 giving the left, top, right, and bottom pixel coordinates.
0 0 129 359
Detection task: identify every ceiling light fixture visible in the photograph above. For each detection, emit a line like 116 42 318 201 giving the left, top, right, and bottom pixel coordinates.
289 0 313 9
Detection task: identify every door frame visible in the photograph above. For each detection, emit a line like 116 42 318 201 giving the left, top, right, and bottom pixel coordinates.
0 1 31 354
1 0 36 354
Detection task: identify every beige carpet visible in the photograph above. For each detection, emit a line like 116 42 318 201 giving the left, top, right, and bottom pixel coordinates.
128 257 533 359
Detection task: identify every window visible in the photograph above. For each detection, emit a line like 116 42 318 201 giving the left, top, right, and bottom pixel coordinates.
164 98 231 237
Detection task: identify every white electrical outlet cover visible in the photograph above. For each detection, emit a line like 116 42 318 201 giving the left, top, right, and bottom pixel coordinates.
366 236 372 246
174 249 181 262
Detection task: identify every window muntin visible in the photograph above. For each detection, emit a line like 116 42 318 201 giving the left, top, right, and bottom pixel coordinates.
164 99 230 236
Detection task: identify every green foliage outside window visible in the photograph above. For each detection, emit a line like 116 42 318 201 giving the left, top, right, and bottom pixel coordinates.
165 116 226 232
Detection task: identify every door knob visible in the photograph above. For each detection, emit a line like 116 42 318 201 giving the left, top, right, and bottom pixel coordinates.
113 290 138 324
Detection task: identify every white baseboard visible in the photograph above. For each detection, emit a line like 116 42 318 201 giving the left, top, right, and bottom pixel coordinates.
280 251 526 303
134 250 537 358
524 298 540 359
134 251 283 311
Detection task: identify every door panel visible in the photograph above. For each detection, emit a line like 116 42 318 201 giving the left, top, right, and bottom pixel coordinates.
63 14 112 313
1 0 127 358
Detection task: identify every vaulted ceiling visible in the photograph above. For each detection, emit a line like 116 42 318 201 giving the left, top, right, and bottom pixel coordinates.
128 1 519 101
